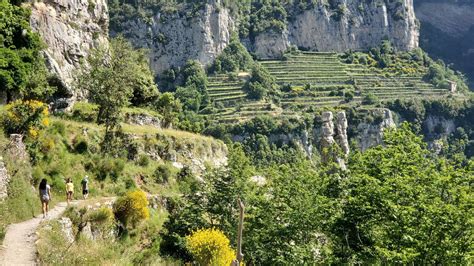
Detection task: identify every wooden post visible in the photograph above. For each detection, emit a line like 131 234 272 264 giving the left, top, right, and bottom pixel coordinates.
232 198 245 266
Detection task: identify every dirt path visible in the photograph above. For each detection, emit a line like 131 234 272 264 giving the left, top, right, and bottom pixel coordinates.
0 201 73 266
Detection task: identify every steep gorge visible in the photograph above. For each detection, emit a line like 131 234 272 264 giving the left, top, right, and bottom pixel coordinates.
415 0 474 87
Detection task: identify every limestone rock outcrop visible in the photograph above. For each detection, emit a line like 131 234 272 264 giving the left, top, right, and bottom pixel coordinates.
29 0 109 98
114 0 418 75
320 112 335 151
283 0 418 56
335 112 350 157
252 30 291 59
7 134 28 161
319 111 350 166
0 158 9 200
124 113 162 129
59 217 74 243
357 108 396 151
113 2 234 74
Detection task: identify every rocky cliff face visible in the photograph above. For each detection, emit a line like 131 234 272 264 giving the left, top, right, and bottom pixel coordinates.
356 109 396 151
114 0 418 74
29 0 109 99
251 0 418 58
112 2 234 74
286 0 418 54
0 158 9 200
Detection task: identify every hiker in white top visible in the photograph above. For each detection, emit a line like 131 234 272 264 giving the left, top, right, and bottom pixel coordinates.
39 178 51 218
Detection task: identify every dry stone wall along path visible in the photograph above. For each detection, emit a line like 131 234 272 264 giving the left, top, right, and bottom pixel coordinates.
0 201 72 266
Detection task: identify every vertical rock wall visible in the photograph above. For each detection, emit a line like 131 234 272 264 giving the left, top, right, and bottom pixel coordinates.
319 111 350 166
29 0 109 99
113 0 418 74
113 2 235 75
0 158 9 200
284 0 418 55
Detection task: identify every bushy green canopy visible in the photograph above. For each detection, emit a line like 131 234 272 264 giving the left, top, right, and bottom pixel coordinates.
0 0 53 101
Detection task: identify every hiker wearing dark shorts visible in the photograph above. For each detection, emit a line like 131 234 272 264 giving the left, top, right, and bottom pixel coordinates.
81 175 89 200
39 179 51 218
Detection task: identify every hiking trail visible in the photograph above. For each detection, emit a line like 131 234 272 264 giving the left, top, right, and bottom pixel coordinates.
0 201 72 265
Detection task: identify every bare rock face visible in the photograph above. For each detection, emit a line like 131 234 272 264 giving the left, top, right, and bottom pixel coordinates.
246 0 419 58
0 157 9 200
59 217 74 244
285 0 418 55
424 115 456 138
252 30 290 59
320 111 335 150
29 0 109 98
7 134 28 161
416 2 474 38
124 113 161 129
319 111 349 166
335 112 350 157
114 2 234 75
357 108 396 151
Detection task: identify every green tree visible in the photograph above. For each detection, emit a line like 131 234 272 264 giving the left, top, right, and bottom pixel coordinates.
211 37 254 73
0 0 54 101
333 123 473 263
75 36 157 150
154 92 182 128
245 64 276 100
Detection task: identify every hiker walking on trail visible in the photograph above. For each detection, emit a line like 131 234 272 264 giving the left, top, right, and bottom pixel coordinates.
39 179 51 218
66 178 74 205
81 175 89 200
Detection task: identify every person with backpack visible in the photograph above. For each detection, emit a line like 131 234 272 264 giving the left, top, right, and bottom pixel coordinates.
66 178 74 205
81 175 89 200
39 179 51 218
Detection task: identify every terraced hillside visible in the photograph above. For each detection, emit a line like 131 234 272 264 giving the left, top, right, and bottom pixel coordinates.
207 52 452 122
207 74 281 122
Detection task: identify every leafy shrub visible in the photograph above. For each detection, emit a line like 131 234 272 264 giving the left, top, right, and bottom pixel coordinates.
186 228 235 266
344 91 354 102
136 154 150 167
94 157 125 181
49 121 66 136
153 164 173 184
1 100 49 138
87 207 114 224
211 38 254 73
362 93 379 105
245 64 276 100
73 136 88 154
113 190 149 228
71 102 98 122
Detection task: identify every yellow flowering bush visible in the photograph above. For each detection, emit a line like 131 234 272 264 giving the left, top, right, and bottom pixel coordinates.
1 100 49 138
186 228 235 266
113 189 149 228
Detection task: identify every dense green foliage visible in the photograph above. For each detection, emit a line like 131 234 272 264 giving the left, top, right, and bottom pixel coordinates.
335 124 472 263
0 0 55 101
210 37 254 74
161 124 473 264
244 64 277 100
388 98 474 158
